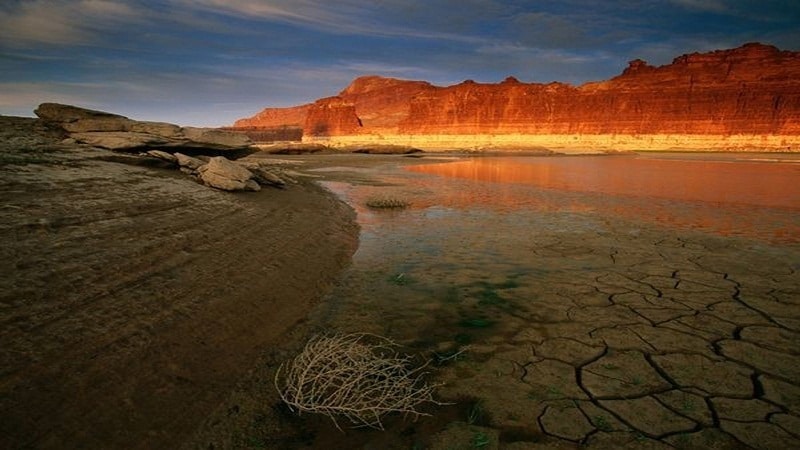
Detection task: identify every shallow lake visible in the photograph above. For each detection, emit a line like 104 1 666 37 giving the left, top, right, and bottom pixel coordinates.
308 152 800 447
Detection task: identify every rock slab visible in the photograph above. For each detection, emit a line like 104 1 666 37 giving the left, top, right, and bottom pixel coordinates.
35 103 251 152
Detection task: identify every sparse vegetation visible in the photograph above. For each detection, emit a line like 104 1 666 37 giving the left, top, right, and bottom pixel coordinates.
365 197 410 209
467 400 484 425
459 318 494 328
471 431 491 448
389 272 412 285
274 333 444 430
593 414 613 432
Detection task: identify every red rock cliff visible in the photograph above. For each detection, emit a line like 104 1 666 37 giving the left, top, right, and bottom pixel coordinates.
233 104 310 128
234 43 800 149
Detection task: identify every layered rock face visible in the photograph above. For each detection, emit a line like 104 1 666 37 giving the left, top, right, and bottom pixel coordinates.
234 43 800 151
37 103 251 152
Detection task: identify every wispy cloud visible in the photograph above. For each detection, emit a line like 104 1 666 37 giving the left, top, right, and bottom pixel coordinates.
668 0 731 14
0 0 142 47
179 0 490 44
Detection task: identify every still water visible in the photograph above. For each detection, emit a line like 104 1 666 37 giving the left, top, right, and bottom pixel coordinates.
313 152 799 336
307 152 800 446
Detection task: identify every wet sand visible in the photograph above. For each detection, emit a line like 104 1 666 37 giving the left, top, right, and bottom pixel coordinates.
0 117 358 448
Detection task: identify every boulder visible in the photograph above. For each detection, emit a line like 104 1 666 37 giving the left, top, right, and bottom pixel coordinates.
251 167 287 188
146 150 177 163
69 131 174 150
34 103 123 123
182 127 251 148
244 179 262 192
174 152 206 171
197 156 255 191
35 103 252 152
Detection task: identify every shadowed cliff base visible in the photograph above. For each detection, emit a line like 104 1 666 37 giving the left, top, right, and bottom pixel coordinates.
0 116 358 448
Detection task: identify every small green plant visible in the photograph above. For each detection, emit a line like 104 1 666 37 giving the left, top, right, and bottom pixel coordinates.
365 197 409 209
467 400 484 425
389 272 411 285
471 431 490 448
459 318 494 328
594 415 613 432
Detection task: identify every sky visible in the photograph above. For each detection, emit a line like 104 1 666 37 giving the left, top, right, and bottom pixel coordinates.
1 1 799 127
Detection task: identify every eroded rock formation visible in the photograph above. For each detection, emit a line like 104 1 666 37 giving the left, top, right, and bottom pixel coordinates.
37 103 252 152
234 43 800 151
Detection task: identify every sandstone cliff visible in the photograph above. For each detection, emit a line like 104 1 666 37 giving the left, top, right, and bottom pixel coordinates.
234 43 800 151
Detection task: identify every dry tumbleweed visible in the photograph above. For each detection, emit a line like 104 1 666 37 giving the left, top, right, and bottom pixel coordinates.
274 333 444 430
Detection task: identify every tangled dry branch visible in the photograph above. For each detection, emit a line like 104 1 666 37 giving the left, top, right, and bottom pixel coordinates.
274 333 444 430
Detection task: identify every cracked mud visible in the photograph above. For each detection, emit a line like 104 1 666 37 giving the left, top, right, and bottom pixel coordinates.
304 155 800 449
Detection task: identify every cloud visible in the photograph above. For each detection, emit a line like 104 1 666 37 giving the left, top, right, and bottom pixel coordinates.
669 0 730 13
0 0 142 47
178 0 490 43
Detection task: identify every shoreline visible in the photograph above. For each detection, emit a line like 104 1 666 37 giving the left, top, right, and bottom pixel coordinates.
302 132 799 153
0 116 359 448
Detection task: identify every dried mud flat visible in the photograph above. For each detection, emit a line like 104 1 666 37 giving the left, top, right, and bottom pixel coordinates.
189 155 800 450
428 228 800 449
0 117 358 448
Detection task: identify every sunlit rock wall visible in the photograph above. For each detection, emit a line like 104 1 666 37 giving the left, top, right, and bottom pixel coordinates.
236 43 800 151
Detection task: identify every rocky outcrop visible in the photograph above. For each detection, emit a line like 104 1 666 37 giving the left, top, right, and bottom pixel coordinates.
36 103 252 152
143 150 294 192
198 156 261 192
234 43 800 151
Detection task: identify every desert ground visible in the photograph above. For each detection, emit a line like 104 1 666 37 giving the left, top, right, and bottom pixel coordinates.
2 117 799 449
0 117 357 448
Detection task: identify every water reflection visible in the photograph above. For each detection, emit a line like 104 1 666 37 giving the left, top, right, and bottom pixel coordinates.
407 155 800 209
311 156 800 448
402 155 800 242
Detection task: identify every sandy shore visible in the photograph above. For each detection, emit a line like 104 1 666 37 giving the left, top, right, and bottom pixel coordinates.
0 117 358 448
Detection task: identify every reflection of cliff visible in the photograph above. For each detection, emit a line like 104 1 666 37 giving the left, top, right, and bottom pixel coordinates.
234 43 800 151
407 156 800 209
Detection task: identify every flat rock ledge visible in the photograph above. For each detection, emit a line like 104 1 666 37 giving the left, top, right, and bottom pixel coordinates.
146 151 292 192
33 103 294 192
35 103 252 152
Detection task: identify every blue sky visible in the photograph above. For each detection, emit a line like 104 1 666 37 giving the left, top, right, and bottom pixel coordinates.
1 0 798 126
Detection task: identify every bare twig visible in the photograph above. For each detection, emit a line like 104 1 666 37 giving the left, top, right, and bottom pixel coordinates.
274 333 445 430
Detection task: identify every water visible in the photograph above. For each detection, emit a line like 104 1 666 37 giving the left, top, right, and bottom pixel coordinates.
313 152 800 338
306 153 800 446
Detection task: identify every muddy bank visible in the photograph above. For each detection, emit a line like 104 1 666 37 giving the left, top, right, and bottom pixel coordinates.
0 117 358 448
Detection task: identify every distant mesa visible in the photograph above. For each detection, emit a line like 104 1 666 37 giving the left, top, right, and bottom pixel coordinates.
233 43 800 152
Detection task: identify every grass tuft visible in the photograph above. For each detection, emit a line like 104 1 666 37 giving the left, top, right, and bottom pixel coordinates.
365 197 410 209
